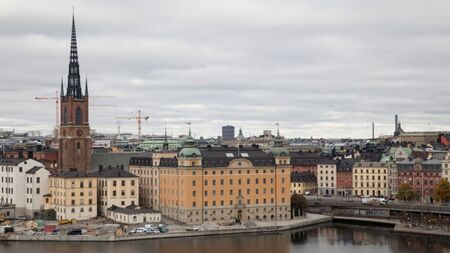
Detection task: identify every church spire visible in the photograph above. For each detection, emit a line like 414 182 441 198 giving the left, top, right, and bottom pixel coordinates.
60 77 64 97
66 9 83 98
85 76 89 96
162 123 169 150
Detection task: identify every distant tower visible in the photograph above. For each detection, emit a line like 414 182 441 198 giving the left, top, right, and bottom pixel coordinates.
162 124 169 150
58 12 92 172
222 125 235 140
372 122 375 140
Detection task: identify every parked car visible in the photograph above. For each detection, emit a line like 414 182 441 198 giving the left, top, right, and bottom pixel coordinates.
59 219 74 225
67 229 82 235
186 226 199 231
304 191 311 196
158 226 169 233
16 216 26 221
135 227 146 233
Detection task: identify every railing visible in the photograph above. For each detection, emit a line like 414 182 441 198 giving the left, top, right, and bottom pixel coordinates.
307 198 450 213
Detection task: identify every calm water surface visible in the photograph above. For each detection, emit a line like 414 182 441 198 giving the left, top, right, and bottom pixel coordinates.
1 224 449 253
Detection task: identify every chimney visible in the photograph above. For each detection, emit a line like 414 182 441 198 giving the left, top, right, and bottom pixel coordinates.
372 122 375 140
395 115 398 131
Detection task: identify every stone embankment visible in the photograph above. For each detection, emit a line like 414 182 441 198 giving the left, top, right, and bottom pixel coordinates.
1 214 332 242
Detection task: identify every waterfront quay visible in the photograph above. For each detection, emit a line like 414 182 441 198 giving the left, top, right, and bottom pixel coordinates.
0 214 331 242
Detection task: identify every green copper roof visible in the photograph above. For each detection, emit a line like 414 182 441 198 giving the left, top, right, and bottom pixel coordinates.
178 124 201 158
270 125 289 157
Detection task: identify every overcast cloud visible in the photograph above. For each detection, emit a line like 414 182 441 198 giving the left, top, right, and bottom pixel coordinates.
0 0 449 138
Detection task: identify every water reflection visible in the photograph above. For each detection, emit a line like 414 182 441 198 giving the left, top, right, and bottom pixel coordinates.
1 224 450 253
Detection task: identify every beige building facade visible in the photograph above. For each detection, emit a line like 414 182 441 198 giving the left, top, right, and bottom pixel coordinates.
353 162 389 197
92 167 139 215
49 169 97 220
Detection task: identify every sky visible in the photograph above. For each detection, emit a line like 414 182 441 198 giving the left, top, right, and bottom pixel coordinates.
0 0 449 139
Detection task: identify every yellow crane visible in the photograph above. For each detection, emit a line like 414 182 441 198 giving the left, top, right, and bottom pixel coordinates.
35 91 115 129
115 110 149 142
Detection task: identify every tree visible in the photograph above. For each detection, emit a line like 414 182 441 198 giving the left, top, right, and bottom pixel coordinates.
433 179 450 203
397 183 416 201
291 193 307 217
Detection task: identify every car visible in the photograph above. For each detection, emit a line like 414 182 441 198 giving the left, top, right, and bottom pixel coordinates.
158 226 169 233
135 227 146 233
67 229 82 235
186 226 199 231
322 194 332 197
304 191 311 196
59 219 74 225
51 229 59 235
16 216 26 221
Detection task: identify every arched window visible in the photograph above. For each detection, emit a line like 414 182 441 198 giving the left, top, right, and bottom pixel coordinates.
63 107 68 124
75 107 82 125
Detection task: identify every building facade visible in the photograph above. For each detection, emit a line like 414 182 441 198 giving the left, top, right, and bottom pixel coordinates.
25 166 51 217
92 167 139 215
107 205 161 224
130 129 291 225
290 152 324 176
443 152 450 182
336 159 355 197
222 125 235 141
290 172 317 195
317 160 338 196
0 158 46 216
397 158 442 202
49 169 97 220
352 162 389 197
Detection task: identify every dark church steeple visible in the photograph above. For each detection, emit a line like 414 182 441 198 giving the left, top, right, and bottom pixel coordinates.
65 11 84 99
58 10 92 173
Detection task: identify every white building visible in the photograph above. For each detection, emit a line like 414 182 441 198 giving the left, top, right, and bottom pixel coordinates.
25 166 50 216
107 205 161 224
0 158 46 217
317 160 338 196
443 152 450 182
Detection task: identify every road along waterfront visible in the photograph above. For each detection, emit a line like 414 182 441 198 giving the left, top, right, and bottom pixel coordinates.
2 222 450 253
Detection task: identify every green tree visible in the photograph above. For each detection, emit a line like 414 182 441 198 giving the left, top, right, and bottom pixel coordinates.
291 193 307 217
397 183 416 201
433 179 450 203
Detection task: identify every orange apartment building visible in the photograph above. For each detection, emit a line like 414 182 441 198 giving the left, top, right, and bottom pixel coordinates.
129 131 291 224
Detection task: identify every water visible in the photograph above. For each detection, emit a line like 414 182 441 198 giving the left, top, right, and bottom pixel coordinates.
1 223 449 253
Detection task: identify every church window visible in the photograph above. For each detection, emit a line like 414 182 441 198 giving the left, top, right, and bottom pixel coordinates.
75 107 82 125
63 107 68 124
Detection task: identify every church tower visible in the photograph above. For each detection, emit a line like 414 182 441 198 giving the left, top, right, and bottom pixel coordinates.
58 12 92 172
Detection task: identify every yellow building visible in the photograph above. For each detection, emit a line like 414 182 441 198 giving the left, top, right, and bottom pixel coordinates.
129 151 177 210
130 129 291 225
352 162 389 197
290 173 317 195
49 169 97 220
91 167 139 215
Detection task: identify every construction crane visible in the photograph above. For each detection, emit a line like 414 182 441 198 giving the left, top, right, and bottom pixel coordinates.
35 92 116 129
115 110 149 141
34 91 60 129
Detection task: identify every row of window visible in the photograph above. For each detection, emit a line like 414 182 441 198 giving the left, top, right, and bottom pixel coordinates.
159 169 286 176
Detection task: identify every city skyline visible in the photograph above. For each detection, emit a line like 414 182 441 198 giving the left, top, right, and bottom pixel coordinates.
1 0 450 138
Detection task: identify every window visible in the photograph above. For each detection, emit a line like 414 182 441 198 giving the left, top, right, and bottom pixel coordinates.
113 181 117 186
121 180 125 186
63 107 68 124
131 180 135 186
75 107 83 125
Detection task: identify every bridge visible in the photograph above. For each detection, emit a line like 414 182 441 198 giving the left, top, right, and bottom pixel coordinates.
306 198 450 220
